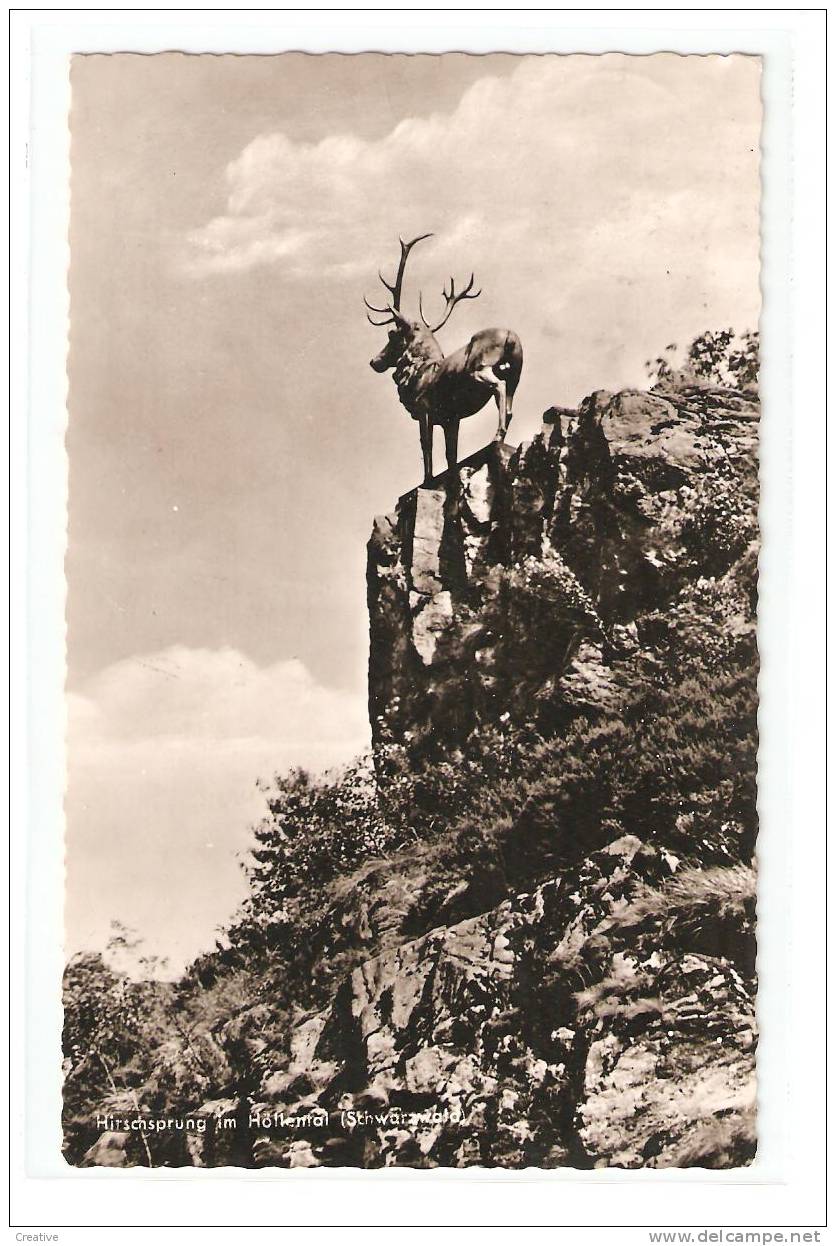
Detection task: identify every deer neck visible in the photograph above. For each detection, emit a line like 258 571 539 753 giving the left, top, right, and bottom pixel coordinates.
392 329 443 413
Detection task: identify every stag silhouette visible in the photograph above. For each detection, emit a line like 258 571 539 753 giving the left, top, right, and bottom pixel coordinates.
366 234 523 485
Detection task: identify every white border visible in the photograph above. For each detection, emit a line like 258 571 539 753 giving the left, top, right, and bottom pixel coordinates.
9 6 827 1234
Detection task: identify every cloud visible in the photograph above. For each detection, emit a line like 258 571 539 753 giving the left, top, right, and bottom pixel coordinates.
65 648 369 972
69 645 367 755
182 54 761 296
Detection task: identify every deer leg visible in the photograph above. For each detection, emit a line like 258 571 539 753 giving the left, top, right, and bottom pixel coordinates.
443 420 460 475
470 366 509 444
506 382 516 429
493 378 508 441
419 413 434 485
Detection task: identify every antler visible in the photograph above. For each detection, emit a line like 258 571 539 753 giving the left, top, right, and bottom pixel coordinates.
364 233 432 325
419 272 481 333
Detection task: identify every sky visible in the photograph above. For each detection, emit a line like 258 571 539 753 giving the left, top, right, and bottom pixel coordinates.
66 52 761 973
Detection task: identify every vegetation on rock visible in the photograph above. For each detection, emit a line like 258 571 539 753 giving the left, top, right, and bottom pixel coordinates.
646 328 760 392
64 341 759 1169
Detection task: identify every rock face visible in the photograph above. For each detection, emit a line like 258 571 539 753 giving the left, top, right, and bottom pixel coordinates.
368 385 758 751
247 837 756 1169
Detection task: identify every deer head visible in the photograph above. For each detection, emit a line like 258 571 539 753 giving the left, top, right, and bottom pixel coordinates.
366 235 481 372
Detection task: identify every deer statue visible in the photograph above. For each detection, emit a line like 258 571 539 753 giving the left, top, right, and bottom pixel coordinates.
365 234 523 486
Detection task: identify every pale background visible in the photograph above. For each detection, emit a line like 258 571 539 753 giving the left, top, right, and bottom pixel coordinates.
66 51 762 973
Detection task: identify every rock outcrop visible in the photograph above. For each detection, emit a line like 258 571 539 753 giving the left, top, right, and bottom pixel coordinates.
244 837 755 1168
368 385 758 751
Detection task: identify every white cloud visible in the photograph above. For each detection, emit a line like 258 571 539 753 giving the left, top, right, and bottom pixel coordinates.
182 54 761 298
69 645 367 754
66 648 369 972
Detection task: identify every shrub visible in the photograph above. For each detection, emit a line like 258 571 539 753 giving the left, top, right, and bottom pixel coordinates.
679 472 758 578
646 329 759 392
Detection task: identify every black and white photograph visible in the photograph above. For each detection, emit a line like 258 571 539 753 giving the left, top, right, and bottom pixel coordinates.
61 49 763 1171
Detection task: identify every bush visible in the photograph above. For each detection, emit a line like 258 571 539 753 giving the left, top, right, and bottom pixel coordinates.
679 473 758 578
646 329 759 392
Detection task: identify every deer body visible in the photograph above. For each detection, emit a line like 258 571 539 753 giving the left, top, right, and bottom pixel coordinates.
366 236 524 485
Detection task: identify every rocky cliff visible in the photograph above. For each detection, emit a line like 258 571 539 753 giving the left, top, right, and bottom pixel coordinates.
237 838 755 1170
73 382 759 1171
368 385 758 753
200 384 757 1170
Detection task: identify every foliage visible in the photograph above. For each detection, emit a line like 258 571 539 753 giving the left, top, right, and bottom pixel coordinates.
496 654 757 872
223 725 537 965
503 550 606 645
646 329 759 391
614 863 756 935
62 926 174 1165
241 757 395 916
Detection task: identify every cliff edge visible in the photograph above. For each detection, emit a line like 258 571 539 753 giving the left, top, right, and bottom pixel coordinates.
368 386 758 754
